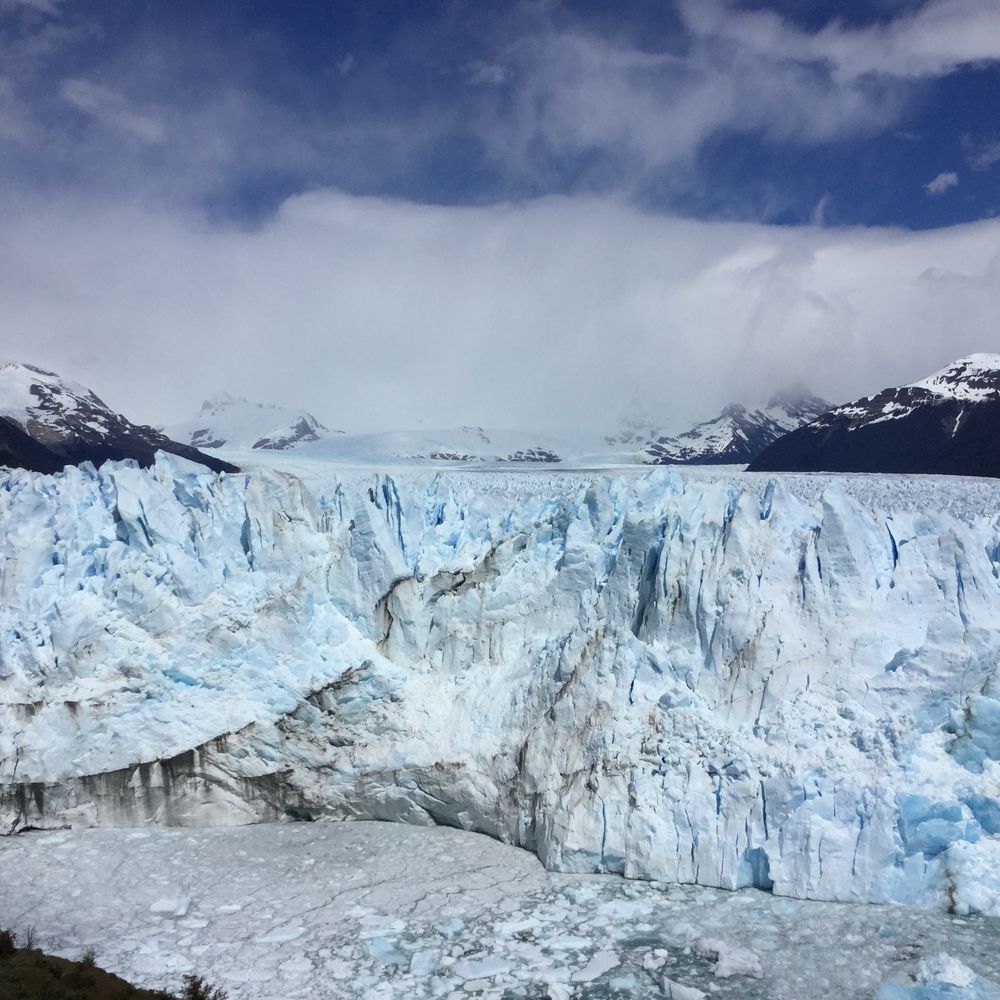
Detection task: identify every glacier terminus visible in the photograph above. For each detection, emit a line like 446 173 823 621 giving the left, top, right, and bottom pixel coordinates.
1 453 998 923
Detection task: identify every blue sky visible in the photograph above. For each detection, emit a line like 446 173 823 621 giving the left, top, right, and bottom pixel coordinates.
1 0 1000 430
3 0 998 228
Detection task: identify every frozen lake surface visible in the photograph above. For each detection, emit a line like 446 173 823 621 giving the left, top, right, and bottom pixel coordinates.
1 821 999 999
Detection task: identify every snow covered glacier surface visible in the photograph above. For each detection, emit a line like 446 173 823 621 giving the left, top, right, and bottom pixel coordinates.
1 455 999 914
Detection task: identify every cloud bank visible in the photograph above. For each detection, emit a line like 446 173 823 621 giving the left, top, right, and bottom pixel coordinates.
1 190 998 432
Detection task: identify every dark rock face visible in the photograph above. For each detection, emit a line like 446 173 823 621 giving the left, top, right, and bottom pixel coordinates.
750 355 1000 479
501 448 562 463
190 429 228 449
645 389 831 466
0 416 66 474
0 363 237 475
429 451 482 462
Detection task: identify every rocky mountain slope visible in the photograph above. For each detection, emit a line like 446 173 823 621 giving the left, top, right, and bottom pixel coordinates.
750 355 1000 477
645 388 831 465
0 363 236 475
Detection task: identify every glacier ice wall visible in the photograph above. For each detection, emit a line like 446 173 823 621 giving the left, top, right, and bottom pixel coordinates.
1 454 999 914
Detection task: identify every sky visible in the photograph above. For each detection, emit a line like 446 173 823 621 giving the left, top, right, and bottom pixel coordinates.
1 0 999 432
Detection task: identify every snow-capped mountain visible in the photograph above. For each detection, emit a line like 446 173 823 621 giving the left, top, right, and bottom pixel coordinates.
750 354 1000 477
165 392 340 451
2 457 999 916
644 387 831 466
0 362 237 474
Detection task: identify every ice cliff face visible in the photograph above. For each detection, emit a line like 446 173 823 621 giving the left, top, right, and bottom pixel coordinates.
1 456 999 915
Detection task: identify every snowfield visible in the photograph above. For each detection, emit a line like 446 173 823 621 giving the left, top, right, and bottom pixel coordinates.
1 454 999 919
1 821 998 1000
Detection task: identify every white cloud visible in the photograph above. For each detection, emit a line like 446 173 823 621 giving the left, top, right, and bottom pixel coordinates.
0 76 36 142
0 0 62 14
461 0 1000 190
925 170 960 194
465 60 510 86
0 189 997 433
965 135 1000 170
4 0 999 207
811 192 833 226
61 78 164 143
681 0 1000 82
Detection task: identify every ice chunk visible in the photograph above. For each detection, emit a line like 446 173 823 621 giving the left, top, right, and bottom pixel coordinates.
368 937 405 965
409 949 440 975
877 953 1000 999
695 938 764 979
571 950 620 982
149 896 190 918
662 977 707 999
452 955 511 979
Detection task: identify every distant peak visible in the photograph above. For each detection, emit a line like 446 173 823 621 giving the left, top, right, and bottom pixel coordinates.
719 403 748 419
909 353 1000 402
200 391 248 411
766 383 829 412
954 352 1000 367
1 360 65 380
916 354 1000 382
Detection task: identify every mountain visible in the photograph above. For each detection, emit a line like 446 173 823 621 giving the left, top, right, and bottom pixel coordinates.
750 354 1000 478
164 392 340 451
644 387 831 466
293 425 570 465
1 458 999 916
0 362 237 475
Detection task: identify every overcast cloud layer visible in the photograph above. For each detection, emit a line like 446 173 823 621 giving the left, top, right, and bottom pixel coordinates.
2 192 998 432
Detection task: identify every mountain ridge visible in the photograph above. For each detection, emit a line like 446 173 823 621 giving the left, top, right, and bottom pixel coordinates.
0 362 237 475
644 388 831 466
749 354 1000 478
165 392 340 452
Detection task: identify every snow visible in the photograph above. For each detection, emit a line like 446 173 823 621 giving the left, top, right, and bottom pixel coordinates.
289 425 609 466
823 354 1000 433
910 355 1000 404
1 821 999 1000
1 455 1000 917
643 392 829 465
164 392 337 451
0 360 113 434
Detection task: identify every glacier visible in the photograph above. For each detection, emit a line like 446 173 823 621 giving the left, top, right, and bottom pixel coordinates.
1 453 999 915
